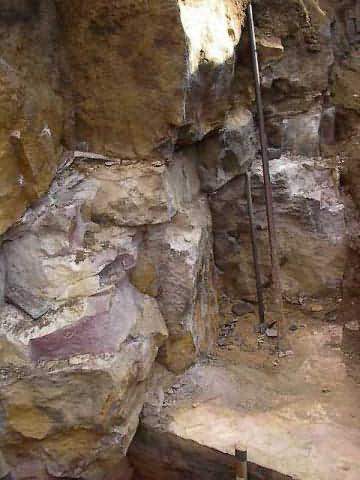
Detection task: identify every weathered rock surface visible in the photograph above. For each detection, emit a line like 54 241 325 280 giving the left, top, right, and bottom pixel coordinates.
4 160 138 318
0 149 219 475
56 0 247 156
0 1 64 234
197 107 258 192
0 0 248 234
211 155 346 302
131 153 219 373
0 0 359 478
0 153 172 477
204 0 357 311
328 1 360 326
0 282 166 477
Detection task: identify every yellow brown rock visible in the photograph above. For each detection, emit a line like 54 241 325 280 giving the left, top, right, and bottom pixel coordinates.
0 1 358 479
55 0 247 157
0 1 64 234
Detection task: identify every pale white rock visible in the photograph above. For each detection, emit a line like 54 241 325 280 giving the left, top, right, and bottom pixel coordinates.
211 155 346 300
179 0 243 73
90 162 180 226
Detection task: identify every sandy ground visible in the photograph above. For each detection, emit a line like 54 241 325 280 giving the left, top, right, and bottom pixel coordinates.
156 302 360 480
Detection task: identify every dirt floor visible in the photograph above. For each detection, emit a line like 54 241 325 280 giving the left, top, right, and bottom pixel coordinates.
152 301 360 480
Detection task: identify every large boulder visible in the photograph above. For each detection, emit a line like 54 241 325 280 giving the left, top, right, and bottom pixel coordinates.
0 282 167 479
0 154 174 478
0 147 220 475
55 0 248 156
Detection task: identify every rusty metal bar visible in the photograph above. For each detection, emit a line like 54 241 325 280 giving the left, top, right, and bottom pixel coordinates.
246 2 286 348
245 170 266 331
235 448 248 480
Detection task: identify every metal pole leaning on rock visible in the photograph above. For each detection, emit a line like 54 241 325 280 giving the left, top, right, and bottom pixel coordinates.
246 2 286 349
245 170 266 331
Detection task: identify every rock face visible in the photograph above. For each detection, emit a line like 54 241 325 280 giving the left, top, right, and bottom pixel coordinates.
129 153 219 373
0 1 64 234
0 291 166 479
330 1 360 325
211 156 346 302
55 0 246 157
0 150 221 477
0 156 170 479
0 1 249 476
0 0 247 234
207 0 355 309
0 0 358 478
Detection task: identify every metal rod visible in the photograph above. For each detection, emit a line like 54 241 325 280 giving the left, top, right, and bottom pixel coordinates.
245 170 266 330
235 448 248 480
246 2 286 348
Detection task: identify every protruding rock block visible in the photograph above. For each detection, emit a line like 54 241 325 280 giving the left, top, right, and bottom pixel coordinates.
131 159 219 373
0 278 167 478
55 0 248 156
197 107 258 192
3 157 187 318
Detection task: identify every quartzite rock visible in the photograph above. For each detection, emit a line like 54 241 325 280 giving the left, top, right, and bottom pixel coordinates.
0 148 219 475
131 153 219 373
211 156 346 301
0 278 167 479
0 1 64 234
55 0 248 156
0 1 359 478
